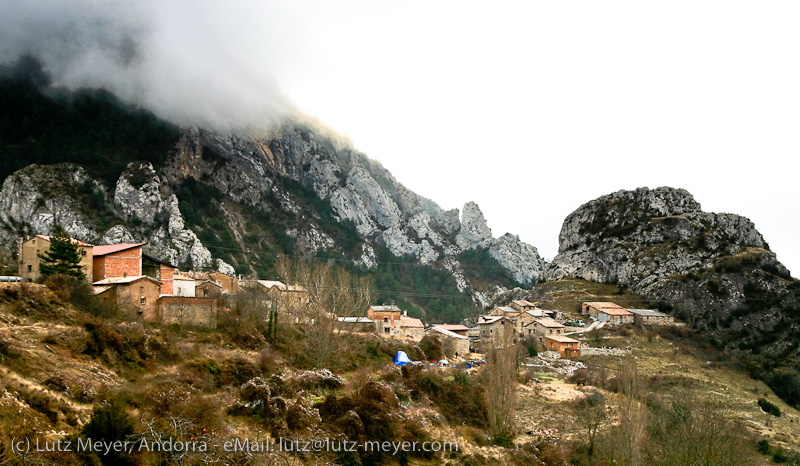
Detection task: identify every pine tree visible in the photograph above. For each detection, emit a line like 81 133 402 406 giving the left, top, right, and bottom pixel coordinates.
38 229 86 280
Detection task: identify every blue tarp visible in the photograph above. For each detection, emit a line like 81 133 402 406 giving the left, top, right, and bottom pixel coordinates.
394 351 411 366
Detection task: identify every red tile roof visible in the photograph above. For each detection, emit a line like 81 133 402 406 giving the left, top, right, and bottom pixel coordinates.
583 301 625 310
93 243 145 256
546 334 580 343
399 316 424 328
534 318 565 328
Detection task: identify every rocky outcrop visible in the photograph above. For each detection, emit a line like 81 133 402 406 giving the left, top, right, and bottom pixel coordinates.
456 202 493 250
488 234 548 285
543 187 800 406
113 162 167 225
160 121 547 284
0 161 234 275
0 113 545 291
0 164 101 243
543 187 783 286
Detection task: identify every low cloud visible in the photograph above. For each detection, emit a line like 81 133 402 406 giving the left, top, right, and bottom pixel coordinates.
0 0 297 131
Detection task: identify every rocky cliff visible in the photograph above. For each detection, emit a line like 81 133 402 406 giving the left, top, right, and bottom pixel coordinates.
544 187 800 406
0 74 546 315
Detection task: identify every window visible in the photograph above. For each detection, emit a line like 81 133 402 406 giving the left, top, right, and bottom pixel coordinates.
140 286 144 294
27 265 32 272
81 250 86 256
384 317 388 323
140 297 146 305
384 328 390 334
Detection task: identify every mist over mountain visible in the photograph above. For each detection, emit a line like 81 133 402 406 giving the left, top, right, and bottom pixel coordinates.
0 0 295 131
0 63 548 324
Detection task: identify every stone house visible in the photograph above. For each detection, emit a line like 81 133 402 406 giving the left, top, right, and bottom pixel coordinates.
18 235 94 282
515 310 546 338
478 316 516 351
426 326 470 359
365 305 424 341
596 308 634 325
254 280 309 310
627 308 674 325
489 306 522 319
196 279 224 298
210 271 239 295
367 304 403 336
432 324 470 336
337 316 376 333
545 334 581 358
184 271 239 295
530 318 566 344
158 296 219 327
509 299 538 312
582 301 626 319
398 316 425 342
93 275 162 321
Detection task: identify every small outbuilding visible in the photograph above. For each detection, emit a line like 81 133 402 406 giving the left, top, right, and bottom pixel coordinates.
627 308 674 325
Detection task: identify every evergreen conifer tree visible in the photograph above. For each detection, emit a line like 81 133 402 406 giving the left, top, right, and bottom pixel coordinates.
38 229 86 280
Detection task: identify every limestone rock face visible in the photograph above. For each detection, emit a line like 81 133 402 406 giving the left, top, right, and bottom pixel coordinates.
0 117 547 293
456 202 493 250
488 234 548 285
0 164 101 244
113 162 166 225
0 162 233 275
543 187 774 286
159 121 547 286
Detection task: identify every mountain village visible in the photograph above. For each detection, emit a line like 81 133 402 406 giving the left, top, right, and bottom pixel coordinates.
17 234 678 366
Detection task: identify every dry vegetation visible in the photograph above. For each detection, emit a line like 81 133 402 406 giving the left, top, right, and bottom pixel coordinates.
528 278 649 314
0 279 798 465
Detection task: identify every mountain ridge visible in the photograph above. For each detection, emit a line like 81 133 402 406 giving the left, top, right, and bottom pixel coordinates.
0 68 546 322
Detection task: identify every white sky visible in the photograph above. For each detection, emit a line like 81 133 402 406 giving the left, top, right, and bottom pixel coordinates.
4 1 799 274
274 1 800 274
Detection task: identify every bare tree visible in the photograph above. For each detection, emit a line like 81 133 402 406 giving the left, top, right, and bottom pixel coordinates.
574 389 607 463
278 258 373 369
648 393 756 466
482 324 517 437
617 353 647 466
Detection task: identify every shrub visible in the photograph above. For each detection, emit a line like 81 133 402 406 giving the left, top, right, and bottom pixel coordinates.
491 432 515 448
757 439 771 455
757 398 781 417
419 335 443 361
401 365 488 427
81 401 137 465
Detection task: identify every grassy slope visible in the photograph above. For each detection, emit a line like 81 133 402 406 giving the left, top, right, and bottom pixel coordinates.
528 278 649 314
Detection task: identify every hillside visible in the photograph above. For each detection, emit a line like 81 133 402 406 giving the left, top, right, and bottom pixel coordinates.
544 187 800 408
0 280 797 465
0 60 545 323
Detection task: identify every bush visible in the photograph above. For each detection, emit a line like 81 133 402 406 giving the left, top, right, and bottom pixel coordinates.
401 365 488 427
757 398 781 417
419 335 443 361
491 432 515 448
757 439 771 455
81 401 137 465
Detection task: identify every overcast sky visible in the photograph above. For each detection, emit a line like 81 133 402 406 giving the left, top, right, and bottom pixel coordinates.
2 1 799 274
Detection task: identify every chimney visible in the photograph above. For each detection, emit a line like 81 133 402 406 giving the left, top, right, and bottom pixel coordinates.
403 310 407 317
